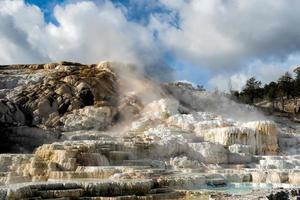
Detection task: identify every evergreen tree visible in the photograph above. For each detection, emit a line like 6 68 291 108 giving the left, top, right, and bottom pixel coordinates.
264 82 278 109
241 77 262 104
232 69 300 113
277 72 294 111
294 67 300 97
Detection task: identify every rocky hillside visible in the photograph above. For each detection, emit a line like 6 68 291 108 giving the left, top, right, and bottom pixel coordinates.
0 61 119 128
0 61 300 199
256 98 300 122
0 61 152 152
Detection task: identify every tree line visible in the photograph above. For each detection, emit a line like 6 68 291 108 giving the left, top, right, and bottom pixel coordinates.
231 67 300 112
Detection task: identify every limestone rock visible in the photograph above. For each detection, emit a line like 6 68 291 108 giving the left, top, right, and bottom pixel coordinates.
167 112 233 132
229 144 252 154
198 121 278 155
288 172 300 184
228 152 252 164
157 174 206 189
0 62 298 199
266 171 289 183
142 98 179 120
188 142 228 164
243 121 278 154
60 106 117 131
118 94 144 120
0 61 119 130
169 156 203 170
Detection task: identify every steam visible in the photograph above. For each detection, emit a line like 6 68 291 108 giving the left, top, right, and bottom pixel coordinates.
163 83 266 122
197 92 267 121
104 61 166 104
101 62 266 126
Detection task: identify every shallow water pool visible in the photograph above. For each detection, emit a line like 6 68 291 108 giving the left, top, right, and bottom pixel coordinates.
200 183 293 195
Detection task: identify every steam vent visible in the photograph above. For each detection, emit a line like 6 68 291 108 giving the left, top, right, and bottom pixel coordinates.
1 61 300 200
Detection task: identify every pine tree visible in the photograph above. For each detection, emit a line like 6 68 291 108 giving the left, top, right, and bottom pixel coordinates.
242 77 262 104
294 67 300 97
277 72 294 111
264 82 278 109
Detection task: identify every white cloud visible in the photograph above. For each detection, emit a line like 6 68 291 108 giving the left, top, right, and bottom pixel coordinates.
0 1 46 64
208 53 300 91
0 0 159 66
155 0 300 69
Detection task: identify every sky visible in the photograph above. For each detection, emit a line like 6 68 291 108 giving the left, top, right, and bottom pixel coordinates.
1 0 300 91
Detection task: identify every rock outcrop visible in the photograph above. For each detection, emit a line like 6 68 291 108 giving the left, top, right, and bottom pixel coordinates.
198 121 278 155
0 62 299 199
1 61 118 130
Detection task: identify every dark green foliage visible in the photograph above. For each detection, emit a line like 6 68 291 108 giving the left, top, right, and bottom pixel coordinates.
278 72 294 99
264 82 278 108
277 72 294 110
294 67 300 97
239 77 262 104
233 68 300 110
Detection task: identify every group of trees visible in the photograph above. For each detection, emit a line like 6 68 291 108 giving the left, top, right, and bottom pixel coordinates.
231 67 300 111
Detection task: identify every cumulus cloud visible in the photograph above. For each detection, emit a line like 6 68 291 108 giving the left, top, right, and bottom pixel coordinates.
154 0 300 69
0 0 160 66
208 53 300 91
0 1 47 64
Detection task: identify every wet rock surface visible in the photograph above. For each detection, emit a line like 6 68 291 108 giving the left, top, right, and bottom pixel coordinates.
0 63 300 199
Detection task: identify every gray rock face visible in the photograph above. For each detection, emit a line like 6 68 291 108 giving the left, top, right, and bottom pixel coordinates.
0 61 126 154
0 99 26 125
0 61 118 130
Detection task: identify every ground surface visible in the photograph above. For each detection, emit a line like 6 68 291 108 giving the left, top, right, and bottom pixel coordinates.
0 61 300 199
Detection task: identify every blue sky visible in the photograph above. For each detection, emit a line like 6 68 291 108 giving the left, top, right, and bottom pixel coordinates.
3 0 300 90
25 0 62 23
24 0 209 86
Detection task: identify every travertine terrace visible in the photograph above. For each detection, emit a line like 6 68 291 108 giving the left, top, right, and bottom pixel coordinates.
0 61 300 199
